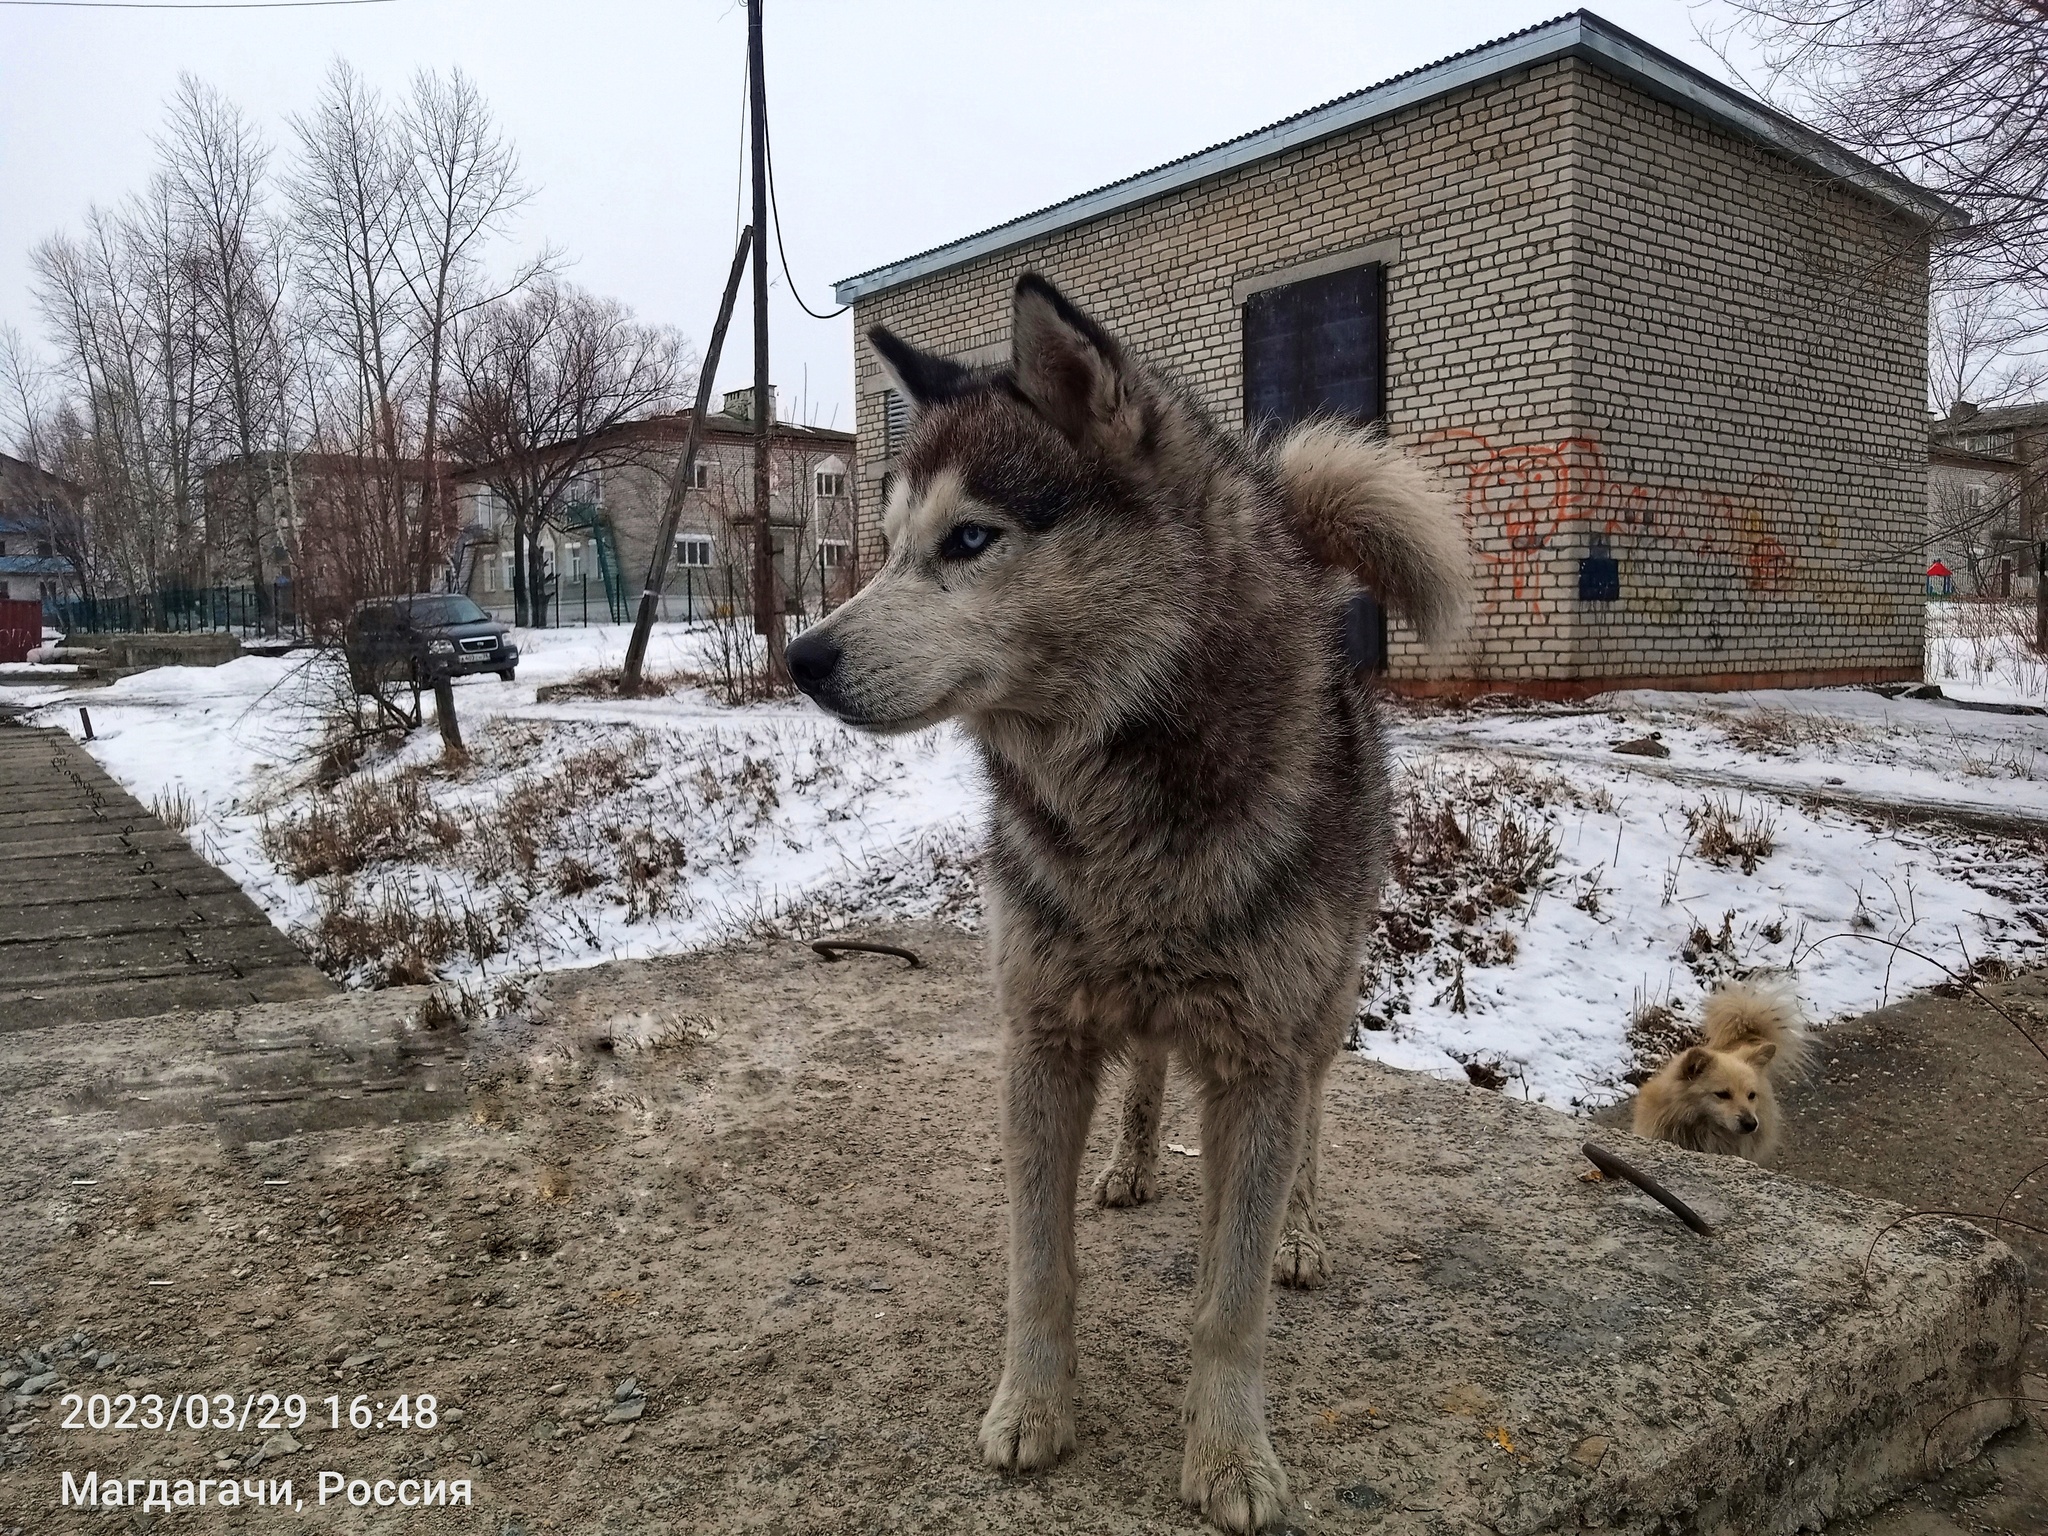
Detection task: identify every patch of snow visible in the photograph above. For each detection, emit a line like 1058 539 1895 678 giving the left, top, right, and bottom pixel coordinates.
20 616 2046 1119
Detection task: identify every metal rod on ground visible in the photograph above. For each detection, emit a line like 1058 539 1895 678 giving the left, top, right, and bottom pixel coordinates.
432 677 463 755
621 226 755 692
79 707 93 741
1581 1142 1714 1236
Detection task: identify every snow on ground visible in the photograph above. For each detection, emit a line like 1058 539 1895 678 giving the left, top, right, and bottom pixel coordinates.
1926 598 2048 707
17 612 2048 1113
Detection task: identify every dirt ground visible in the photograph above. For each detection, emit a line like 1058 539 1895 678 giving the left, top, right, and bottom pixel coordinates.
1595 965 2048 1536
2 925 2042 1534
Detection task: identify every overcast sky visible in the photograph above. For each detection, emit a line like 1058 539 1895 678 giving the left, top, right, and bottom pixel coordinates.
0 0 1757 431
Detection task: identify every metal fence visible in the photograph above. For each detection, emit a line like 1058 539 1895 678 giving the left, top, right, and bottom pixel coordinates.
49 581 310 639
512 562 853 628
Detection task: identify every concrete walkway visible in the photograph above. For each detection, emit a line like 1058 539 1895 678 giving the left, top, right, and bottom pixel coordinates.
0 723 333 1028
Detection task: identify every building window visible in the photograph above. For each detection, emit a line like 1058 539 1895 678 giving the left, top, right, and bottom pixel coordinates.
818 539 850 569
686 460 710 491
36 539 52 559
564 471 601 507
816 471 847 499
1243 262 1386 433
676 534 714 567
500 551 516 590
883 389 908 459
566 541 585 581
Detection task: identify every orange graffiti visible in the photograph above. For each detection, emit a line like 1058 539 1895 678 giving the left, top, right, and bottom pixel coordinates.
1422 430 1799 614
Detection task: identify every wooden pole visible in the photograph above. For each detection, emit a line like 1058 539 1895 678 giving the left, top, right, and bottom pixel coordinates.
432 676 463 756
747 0 787 683
621 227 754 691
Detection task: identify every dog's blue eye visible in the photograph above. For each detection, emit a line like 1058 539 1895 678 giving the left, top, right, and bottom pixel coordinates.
941 523 999 561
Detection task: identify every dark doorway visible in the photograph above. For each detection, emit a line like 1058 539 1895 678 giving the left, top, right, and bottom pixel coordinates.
1242 260 1388 670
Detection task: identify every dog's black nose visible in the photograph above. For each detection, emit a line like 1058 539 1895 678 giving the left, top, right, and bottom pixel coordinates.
1737 1114 1759 1134
786 631 841 692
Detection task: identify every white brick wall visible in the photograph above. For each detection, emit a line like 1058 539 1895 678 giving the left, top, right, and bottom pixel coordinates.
848 58 1931 694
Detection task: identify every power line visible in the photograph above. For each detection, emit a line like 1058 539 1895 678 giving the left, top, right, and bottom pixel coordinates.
761 101 848 320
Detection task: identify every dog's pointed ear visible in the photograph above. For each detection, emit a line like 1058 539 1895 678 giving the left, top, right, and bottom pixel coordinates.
869 326 973 412
1677 1047 1713 1081
1010 273 1132 446
1744 1041 1777 1068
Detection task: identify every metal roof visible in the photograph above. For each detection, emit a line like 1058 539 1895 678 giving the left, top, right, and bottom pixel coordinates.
834 10 1964 305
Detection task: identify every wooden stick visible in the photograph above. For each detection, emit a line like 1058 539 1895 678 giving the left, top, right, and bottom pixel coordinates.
1582 1141 1715 1236
811 941 922 969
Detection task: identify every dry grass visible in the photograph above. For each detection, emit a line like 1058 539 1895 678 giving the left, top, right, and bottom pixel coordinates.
532 669 678 703
149 785 198 832
264 767 461 880
1710 705 1863 759
1624 982 1698 1086
1932 598 2047 699
307 878 513 986
1360 758 1564 1032
1685 794 1777 873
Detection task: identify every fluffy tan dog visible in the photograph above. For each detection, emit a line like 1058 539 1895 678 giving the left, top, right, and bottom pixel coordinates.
1633 980 1807 1164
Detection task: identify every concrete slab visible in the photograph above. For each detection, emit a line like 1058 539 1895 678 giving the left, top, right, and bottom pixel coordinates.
0 964 335 1032
535 938 2034 1535
0 929 2024 1534
0 889 269 942
0 724 331 1023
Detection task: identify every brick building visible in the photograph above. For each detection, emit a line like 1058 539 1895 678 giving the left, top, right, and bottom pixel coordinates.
449 393 856 625
833 11 1961 695
0 452 83 610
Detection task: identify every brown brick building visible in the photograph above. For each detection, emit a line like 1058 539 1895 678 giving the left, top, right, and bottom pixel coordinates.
834 12 1962 696
449 394 857 625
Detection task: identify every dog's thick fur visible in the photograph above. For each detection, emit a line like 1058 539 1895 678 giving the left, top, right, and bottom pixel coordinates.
1632 980 1808 1164
786 275 1469 1532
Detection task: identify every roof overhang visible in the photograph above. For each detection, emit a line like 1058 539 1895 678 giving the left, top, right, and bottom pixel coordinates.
834 10 1965 306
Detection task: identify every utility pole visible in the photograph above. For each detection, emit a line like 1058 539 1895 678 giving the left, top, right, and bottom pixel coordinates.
620 227 753 692
748 0 787 682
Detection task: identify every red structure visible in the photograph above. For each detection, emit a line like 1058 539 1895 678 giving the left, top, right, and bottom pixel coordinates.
0 597 42 663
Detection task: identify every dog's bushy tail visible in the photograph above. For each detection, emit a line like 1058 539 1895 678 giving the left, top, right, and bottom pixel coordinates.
1274 418 1472 645
1701 979 1808 1079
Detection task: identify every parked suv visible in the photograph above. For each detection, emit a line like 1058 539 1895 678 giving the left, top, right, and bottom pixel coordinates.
344 594 518 693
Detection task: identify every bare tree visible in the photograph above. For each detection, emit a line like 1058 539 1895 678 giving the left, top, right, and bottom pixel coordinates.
446 281 687 626
394 66 550 590
1714 3 2048 293
0 323 53 465
288 61 415 595
31 186 210 597
1931 283 2048 415
160 74 292 611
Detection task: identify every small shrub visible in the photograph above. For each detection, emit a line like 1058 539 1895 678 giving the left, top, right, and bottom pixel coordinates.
1685 794 1777 873
265 768 461 880
150 786 199 832
533 669 675 703
1625 983 1698 1085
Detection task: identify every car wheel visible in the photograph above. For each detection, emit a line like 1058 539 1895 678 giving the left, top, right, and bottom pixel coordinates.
498 667 516 682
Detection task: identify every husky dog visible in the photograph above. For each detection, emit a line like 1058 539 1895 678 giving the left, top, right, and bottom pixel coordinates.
786 275 1468 1532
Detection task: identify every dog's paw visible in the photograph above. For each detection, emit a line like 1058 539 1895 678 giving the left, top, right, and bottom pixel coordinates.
1271 1226 1328 1289
1181 1432 1288 1532
1092 1155 1156 1209
979 1378 1075 1471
